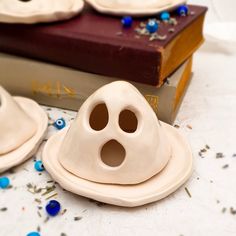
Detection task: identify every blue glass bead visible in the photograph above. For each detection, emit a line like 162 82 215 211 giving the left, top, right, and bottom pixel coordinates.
0 177 10 189
160 12 170 21
177 5 189 16
121 16 133 28
46 200 61 216
26 232 40 236
53 118 66 130
146 20 158 33
34 160 44 172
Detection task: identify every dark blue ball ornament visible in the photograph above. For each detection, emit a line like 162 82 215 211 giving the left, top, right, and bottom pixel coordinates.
121 16 133 28
34 160 44 172
46 200 61 216
53 118 66 130
146 19 158 33
177 5 189 16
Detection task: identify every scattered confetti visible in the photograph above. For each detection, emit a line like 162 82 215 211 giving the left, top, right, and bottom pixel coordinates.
222 207 227 213
230 207 236 215
0 207 7 212
184 187 192 198
168 28 175 33
74 216 82 221
222 164 229 169
216 153 224 158
186 124 192 130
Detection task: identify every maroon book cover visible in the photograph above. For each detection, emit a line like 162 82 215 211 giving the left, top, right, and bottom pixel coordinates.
0 4 207 86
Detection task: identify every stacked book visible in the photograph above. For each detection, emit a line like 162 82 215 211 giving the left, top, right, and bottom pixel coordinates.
0 4 207 124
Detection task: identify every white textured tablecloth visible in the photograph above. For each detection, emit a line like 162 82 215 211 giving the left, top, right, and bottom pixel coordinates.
1 0 236 235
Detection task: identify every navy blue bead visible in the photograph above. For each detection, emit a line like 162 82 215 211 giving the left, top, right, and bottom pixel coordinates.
177 5 189 16
160 12 170 21
46 200 61 216
26 232 40 236
34 160 44 172
0 176 10 189
146 20 158 33
121 16 133 28
53 118 66 130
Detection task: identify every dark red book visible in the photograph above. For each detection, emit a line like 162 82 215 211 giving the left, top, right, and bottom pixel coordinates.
0 4 207 86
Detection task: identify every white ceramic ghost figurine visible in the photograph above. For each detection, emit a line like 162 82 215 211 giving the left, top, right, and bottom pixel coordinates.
0 86 48 173
0 86 36 154
85 0 186 16
0 0 84 24
43 81 193 207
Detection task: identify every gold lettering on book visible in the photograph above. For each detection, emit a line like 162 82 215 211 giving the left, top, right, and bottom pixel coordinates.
32 80 77 98
145 95 159 113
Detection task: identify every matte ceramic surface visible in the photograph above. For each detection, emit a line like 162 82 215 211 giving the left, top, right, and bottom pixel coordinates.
42 123 192 207
42 81 193 207
85 0 186 16
0 0 84 24
0 97 48 173
58 81 171 185
0 86 36 155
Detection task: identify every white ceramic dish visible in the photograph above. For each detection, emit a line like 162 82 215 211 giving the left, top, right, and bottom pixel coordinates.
0 0 84 24
0 96 48 173
85 0 186 16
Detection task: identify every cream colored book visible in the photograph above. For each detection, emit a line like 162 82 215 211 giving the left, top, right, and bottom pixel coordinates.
0 53 192 124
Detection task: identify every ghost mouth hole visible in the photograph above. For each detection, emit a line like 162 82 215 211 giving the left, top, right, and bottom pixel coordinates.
100 140 126 167
89 103 109 131
119 109 138 133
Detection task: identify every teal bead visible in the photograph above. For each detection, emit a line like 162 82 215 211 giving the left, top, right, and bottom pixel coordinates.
160 12 170 21
26 232 40 236
34 160 44 172
0 177 10 189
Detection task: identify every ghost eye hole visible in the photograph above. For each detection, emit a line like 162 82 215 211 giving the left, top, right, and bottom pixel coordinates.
119 109 138 133
89 103 109 131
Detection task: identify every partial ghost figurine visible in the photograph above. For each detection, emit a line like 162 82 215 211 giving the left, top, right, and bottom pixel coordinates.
0 86 48 173
0 0 84 24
